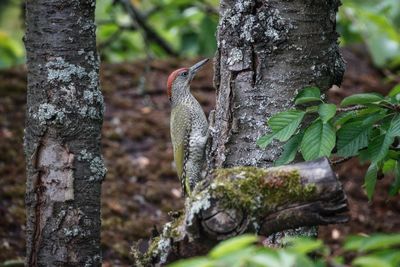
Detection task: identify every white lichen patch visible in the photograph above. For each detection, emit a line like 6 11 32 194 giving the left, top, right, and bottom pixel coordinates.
78 150 107 182
234 0 252 13
240 16 256 42
227 48 243 66
63 226 80 237
44 55 104 121
89 156 107 182
84 255 102 267
35 103 67 125
185 192 211 227
46 57 86 83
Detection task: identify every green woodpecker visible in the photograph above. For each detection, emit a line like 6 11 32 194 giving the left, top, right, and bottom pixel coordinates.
167 59 209 196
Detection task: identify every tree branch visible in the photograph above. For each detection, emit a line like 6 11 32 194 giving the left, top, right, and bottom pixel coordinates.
132 158 349 266
117 0 178 57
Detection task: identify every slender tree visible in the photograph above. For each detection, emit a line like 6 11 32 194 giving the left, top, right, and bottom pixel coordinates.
24 1 105 266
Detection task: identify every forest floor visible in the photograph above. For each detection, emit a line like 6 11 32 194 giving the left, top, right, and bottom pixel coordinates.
0 47 399 266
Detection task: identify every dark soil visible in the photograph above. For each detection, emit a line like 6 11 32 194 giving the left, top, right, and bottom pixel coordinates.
0 47 399 266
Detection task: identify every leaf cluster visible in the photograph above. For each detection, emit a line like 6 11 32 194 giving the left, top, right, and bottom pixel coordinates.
338 0 400 69
257 85 400 200
169 233 400 267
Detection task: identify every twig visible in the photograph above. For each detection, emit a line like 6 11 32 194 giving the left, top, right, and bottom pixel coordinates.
117 0 178 56
337 105 367 113
330 157 352 165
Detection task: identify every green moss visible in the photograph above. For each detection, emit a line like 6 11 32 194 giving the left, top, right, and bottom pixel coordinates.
131 214 185 266
212 167 316 218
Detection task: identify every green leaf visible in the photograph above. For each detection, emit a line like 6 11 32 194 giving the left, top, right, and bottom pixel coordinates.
369 115 400 164
333 110 358 126
388 114 400 136
286 237 324 254
300 120 336 161
248 253 281 267
368 135 390 164
344 236 365 251
257 133 276 149
257 110 305 149
352 256 392 267
294 87 321 105
359 234 400 252
365 164 378 201
318 103 337 123
340 93 384 107
274 133 303 166
382 159 397 174
209 235 257 259
389 84 400 97
269 110 305 141
168 257 212 267
389 161 400 196
337 121 372 157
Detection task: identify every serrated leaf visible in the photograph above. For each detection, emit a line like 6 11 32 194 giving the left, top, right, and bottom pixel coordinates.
389 161 400 196
368 135 391 164
388 114 400 136
318 103 337 123
294 87 321 105
274 133 303 166
269 110 305 141
389 84 400 97
333 110 358 126
369 115 400 164
257 133 276 149
337 121 371 157
365 164 378 201
258 110 305 149
300 120 336 161
340 93 383 107
209 235 257 259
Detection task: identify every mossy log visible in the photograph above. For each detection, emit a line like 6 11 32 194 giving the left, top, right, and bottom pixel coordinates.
132 158 349 266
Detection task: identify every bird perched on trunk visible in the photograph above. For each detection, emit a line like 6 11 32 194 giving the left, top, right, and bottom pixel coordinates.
167 59 209 196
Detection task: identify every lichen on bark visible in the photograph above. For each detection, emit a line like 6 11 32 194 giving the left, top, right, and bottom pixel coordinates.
24 0 104 266
210 0 346 244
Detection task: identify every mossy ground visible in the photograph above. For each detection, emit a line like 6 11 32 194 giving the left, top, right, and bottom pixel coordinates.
1 50 400 266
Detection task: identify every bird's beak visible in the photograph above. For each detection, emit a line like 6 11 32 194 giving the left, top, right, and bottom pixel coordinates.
189 58 209 79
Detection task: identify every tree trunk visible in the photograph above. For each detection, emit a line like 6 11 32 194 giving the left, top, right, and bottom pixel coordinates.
210 0 345 242
134 0 348 265
24 1 105 266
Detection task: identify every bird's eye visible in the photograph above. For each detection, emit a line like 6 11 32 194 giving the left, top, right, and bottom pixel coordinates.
181 71 188 77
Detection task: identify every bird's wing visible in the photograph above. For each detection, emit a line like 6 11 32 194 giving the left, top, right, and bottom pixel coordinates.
171 106 192 193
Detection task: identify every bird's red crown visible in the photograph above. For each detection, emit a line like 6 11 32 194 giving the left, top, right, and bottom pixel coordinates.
167 68 188 100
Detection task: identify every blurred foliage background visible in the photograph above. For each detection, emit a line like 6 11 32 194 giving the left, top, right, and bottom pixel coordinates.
0 0 399 70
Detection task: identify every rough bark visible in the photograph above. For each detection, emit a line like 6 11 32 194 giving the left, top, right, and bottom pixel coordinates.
132 0 348 265
133 158 348 266
24 0 105 266
209 0 345 242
